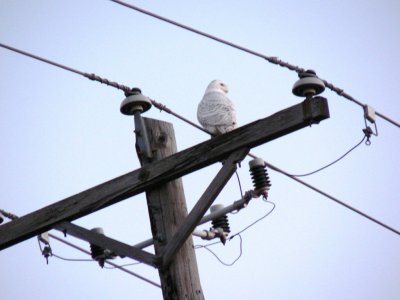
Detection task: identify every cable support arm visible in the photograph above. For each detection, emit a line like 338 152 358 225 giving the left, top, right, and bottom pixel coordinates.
133 190 255 249
192 228 227 241
47 233 161 288
0 209 161 288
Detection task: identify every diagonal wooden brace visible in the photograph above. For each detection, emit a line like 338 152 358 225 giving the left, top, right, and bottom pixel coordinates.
57 222 157 267
161 148 249 268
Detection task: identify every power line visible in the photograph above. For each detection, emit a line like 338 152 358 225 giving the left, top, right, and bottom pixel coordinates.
48 233 161 288
230 200 276 237
263 162 400 236
0 42 132 92
1 43 398 235
51 253 94 262
0 43 86 77
194 200 275 266
195 234 243 267
0 209 161 288
110 0 400 129
290 134 367 177
0 42 208 133
104 262 142 269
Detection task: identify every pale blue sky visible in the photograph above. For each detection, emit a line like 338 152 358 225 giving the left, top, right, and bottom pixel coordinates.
1 1 399 299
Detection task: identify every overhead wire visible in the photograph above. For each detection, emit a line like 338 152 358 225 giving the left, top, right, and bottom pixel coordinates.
235 170 244 198
0 43 87 77
195 234 243 267
264 162 400 236
51 253 94 262
194 199 275 266
0 209 161 288
290 134 367 177
48 233 161 288
1 43 399 236
231 200 276 237
0 42 207 134
2 8 397 289
104 262 142 269
109 0 400 129
105 2 400 236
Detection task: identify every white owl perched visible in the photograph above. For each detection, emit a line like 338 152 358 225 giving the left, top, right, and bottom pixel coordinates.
197 80 237 135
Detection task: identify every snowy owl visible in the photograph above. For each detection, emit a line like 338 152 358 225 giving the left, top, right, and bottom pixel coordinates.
197 80 237 135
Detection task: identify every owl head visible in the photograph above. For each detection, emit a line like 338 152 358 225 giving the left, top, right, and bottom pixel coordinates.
206 80 229 94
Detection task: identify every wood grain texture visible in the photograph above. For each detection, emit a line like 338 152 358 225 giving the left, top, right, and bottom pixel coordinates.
0 97 329 250
142 118 204 300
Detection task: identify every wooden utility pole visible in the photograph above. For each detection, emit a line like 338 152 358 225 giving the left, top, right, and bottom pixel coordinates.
0 96 329 299
140 118 204 299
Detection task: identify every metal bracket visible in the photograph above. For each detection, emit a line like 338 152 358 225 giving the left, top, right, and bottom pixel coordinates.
134 112 153 163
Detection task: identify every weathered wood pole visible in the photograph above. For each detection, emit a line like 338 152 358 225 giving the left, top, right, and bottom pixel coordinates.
140 118 204 300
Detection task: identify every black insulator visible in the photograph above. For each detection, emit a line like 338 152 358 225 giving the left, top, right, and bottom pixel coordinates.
90 227 106 267
249 158 271 197
210 204 231 234
42 245 52 265
212 215 231 234
90 243 105 260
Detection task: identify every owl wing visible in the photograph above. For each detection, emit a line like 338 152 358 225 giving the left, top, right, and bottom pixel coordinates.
197 92 236 129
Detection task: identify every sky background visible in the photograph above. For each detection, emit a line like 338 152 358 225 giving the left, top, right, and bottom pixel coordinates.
1 1 399 299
